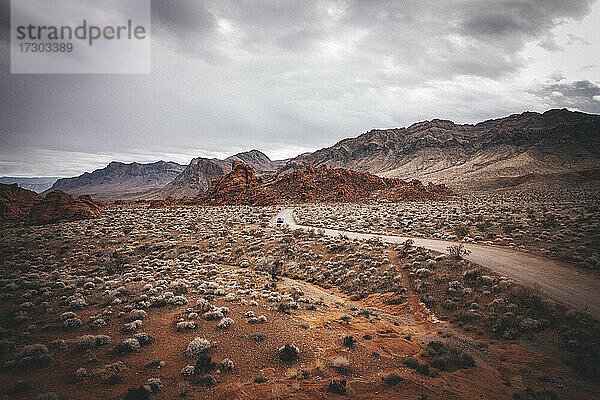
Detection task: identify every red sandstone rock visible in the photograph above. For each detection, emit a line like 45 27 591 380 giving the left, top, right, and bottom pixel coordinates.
189 162 454 206
191 161 276 206
0 183 41 221
26 190 102 225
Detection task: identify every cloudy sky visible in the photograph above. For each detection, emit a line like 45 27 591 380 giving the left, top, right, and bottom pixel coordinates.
1 0 599 177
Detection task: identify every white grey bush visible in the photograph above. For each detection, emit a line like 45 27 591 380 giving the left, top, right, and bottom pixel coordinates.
217 317 234 330
221 358 234 371
63 318 82 330
184 337 211 358
115 338 140 355
176 321 198 331
203 310 223 321
129 309 147 321
75 367 87 380
121 320 143 333
181 365 195 376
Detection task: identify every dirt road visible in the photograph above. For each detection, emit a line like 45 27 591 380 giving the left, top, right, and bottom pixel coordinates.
273 208 600 319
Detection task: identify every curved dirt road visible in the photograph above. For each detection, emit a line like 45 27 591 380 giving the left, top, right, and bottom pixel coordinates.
273 208 600 319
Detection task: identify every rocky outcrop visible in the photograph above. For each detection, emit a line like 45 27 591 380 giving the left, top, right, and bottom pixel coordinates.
281 109 600 189
189 162 453 206
0 183 41 221
44 161 185 201
193 162 275 206
26 191 102 225
269 164 402 203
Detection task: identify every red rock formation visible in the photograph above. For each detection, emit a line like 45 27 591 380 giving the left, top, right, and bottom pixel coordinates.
193 161 276 206
148 196 179 208
188 163 454 206
0 183 41 221
269 164 403 203
26 190 102 225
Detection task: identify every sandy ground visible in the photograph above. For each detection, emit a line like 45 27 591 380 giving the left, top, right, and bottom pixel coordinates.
274 208 600 319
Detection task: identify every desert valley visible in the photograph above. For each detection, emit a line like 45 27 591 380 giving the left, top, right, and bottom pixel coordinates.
0 109 599 400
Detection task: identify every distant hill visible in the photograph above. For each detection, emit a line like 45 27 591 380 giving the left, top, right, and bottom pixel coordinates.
145 150 279 199
43 161 185 200
0 177 59 193
281 109 600 190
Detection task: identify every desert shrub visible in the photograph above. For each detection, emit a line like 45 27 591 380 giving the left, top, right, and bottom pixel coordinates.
512 387 558 400
129 309 147 321
12 380 33 394
6 344 52 371
74 335 111 352
203 310 223 321
422 342 475 371
34 393 59 400
134 332 153 347
181 365 195 376
170 295 189 306
447 244 470 260
248 315 267 324
383 373 403 387
144 359 164 369
254 376 268 383
217 317 234 330
121 320 143 333
197 298 211 312
176 321 198 331
123 386 151 400
63 317 82 330
114 338 140 355
221 358 234 371
250 333 266 342
278 344 300 362
342 334 355 348
327 379 347 394
402 356 434 377
270 260 282 280
91 318 107 328
75 367 88 380
475 222 489 232
331 356 350 374
462 269 482 282
106 373 122 385
0 338 15 354
194 354 217 375
178 383 190 397
454 224 469 238
61 311 77 320
185 337 211 358
278 297 298 312
147 378 162 393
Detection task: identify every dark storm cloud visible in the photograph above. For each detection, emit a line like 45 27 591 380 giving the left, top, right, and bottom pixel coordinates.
534 79 600 113
0 0 598 176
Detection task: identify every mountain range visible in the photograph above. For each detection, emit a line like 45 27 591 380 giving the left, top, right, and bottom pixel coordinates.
282 109 600 189
43 161 186 200
10 108 600 200
0 177 59 193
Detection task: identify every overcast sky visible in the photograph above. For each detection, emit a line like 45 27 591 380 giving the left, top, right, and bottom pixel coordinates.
1 0 599 177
